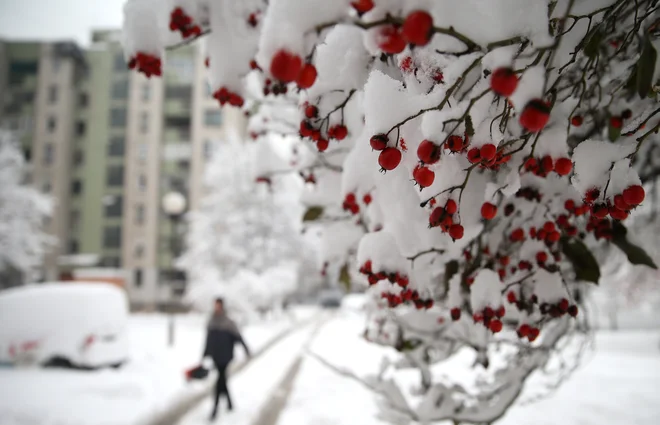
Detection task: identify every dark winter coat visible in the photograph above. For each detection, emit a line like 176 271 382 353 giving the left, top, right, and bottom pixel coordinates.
203 313 250 365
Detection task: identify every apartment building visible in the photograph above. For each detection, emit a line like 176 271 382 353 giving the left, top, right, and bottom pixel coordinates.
0 31 246 308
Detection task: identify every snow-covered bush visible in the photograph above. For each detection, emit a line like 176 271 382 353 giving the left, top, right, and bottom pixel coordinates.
123 0 660 422
0 130 52 286
178 129 305 315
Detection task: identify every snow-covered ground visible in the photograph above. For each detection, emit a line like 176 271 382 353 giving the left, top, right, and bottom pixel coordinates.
0 307 315 425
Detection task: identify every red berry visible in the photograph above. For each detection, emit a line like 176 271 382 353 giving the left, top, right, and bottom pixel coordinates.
345 193 356 204
536 251 548 263
450 307 461 321
547 231 561 243
564 199 575 211
316 138 329 152
401 10 434 46
527 327 540 342
296 63 317 89
567 305 578 317
613 194 630 211
448 224 464 240
610 116 623 129
490 68 518 97
300 121 313 137
378 147 402 171
480 144 497 161
417 140 441 164
543 221 555 232
480 202 497 220
500 256 510 266
378 25 406 54
622 185 645 206
429 207 445 227
609 206 628 221
305 105 318 119
541 155 554 172
467 147 481 163
445 199 457 215
370 134 389 151
507 291 517 304
571 115 583 126
518 324 531 337
330 125 348 140
351 0 373 13
270 49 303 83
413 166 435 188
363 194 372 205
558 298 569 312
520 99 551 132
584 188 601 203
496 306 506 318
445 135 464 152
591 204 609 219
554 157 573 176
489 319 503 333
510 228 525 242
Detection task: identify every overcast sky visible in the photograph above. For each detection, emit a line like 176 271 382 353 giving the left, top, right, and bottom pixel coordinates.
0 0 126 46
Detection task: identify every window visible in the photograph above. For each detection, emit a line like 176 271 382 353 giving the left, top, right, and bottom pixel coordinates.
103 227 122 249
167 56 194 83
76 121 86 137
138 174 147 192
47 116 57 132
68 240 79 254
203 140 214 159
165 85 192 100
73 150 84 166
134 269 143 287
141 84 151 101
44 143 54 165
135 204 145 224
105 196 123 217
140 112 149 134
113 52 128 72
78 93 88 107
71 180 83 194
70 210 80 231
48 85 58 104
110 108 127 127
137 143 148 162
108 136 125 156
111 80 129 99
106 166 124 186
204 109 222 127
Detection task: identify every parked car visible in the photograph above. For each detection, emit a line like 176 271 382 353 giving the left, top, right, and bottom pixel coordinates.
318 289 343 308
0 282 129 370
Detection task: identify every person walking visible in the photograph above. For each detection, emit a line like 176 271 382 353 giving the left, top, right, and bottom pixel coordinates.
203 298 251 421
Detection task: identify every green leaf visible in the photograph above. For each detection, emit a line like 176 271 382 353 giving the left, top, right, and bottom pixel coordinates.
561 237 601 284
465 115 475 138
636 35 657 99
339 263 351 291
398 338 423 352
584 29 604 59
302 206 324 221
611 221 658 269
608 122 621 142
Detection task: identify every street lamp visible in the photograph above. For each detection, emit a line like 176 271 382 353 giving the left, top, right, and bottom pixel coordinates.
162 191 187 347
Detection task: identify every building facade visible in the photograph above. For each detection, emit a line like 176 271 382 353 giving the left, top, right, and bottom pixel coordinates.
0 31 246 309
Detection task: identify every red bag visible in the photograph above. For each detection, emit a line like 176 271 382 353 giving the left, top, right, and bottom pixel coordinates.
185 365 209 381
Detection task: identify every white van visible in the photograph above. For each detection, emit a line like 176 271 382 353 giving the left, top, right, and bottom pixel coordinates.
0 282 129 369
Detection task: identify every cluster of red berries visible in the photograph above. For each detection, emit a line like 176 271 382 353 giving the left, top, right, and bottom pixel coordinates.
472 305 506 333
467 143 512 169
300 104 349 152
583 185 645 223
524 155 573 177
429 199 464 240
263 78 290 97
342 193 361 215
269 49 317 89
360 260 434 309
530 221 562 245
377 10 434 54
212 87 244 107
539 298 579 318
370 134 403 171
381 291 434 309
128 52 162 78
515 186 543 203
169 7 202 38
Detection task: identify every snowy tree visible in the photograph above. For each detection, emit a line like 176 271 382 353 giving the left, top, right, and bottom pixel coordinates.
123 0 660 422
178 130 304 315
0 130 52 287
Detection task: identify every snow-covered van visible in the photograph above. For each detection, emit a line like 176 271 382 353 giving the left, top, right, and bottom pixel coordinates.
0 282 129 369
